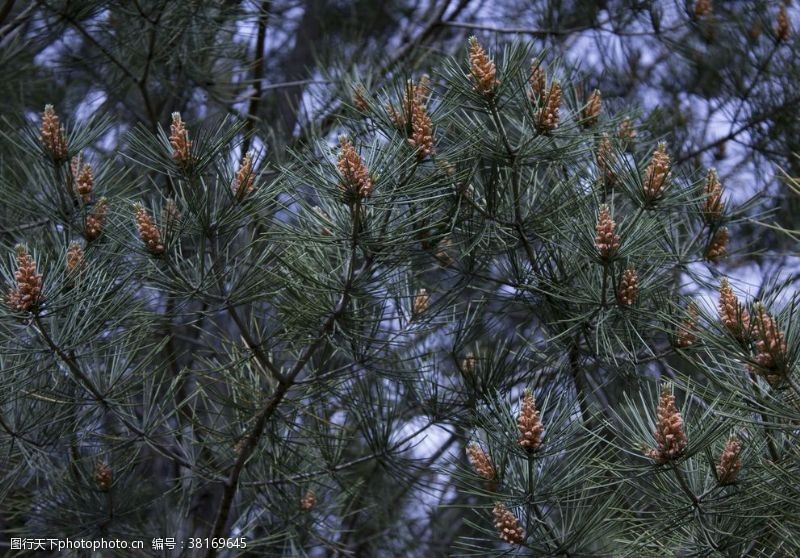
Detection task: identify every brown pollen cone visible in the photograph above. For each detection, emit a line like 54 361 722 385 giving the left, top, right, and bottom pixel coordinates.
582 89 602 127
408 100 434 160
74 159 94 204
353 84 369 112
40 105 68 162
644 387 688 463
643 142 671 203
716 436 742 485
233 151 255 201
85 198 108 242
66 241 84 274
705 227 729 263
675 301 699 348
134 203 165 255
336 136 374 200
618 117 637 143
169 112 193 167
617 266 639 307
536 81 562 133
528 59 546 103
702 168 724 225
301 489 316 511
5 246 43 312
595 204 621 260
94 462 112 492
718 278 750 340
412 288 429 318
467 442 496 482
467 37 498 96
752 303 788 386
517 389 544 452
597 134 616 186
492 503 525 545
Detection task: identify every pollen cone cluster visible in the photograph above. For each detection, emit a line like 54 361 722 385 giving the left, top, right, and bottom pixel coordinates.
71 156 94 203
517 389 544 452
752 303 787 386
412 288 429 318
705 227 729 263
528 59 546 102
492 503 525 545
719 278 750 340
386 76 431 131
40 105 68 162
169 112 193 167
233 151 255 201
536 81 562 133
39 105 67 163
301 489 316 511
352 84 369 112
66 241 84 274
595 205 621 259
94 462 112 492
85 198 108 242
582 89 602 127
461 352 477 378
467 37 498 96
618 117 637 142
675 302 699 348
336 136 373 200
645 387 688 463
406 77 434 160
134 203 165 255
617 266 638 307
702 168 724 224
716 436 742 485
643 143 671 202
597 134 616 186
466 442 495 481
5 246 43 312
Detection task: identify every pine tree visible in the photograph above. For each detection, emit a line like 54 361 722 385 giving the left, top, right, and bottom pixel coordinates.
1 2 799 556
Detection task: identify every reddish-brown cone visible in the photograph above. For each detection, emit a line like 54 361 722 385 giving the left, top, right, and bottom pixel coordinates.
5 246 43 312
644 387 688 463
85 198 108 242
517 389 544 452
675 302 699 348
94 462 112 492
169 112 193 167
232 151 255 201
467 442 496 481
301 489 316 511
66 241 84 274
716 436 742 485
595 205 621 259
40 105 68 162
617 266 639 307
705 227 729 263
719 278 750 340
582 89 602 127
643 143 671 203
467 37 498 96
336 136 374 200
702 168 725 225
134 203 165 255
492 503 525 545
536 81 562 133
